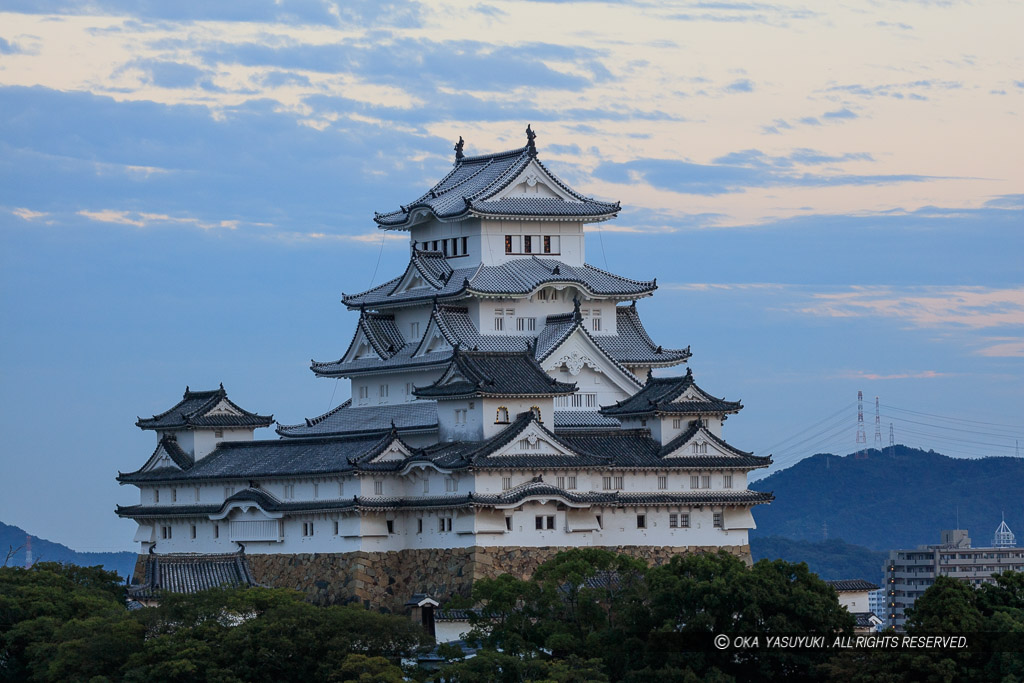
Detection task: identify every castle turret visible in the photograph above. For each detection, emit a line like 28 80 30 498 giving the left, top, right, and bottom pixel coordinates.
136 384 273 460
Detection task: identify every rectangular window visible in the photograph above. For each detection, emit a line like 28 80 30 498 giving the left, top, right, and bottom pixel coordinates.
669 513 678 528
313 483 319 499
284 484 295 499
723 474 733 489
516 317 537 332
338 481 344 496
432 240 438 251
462 237 468 255
374 480 383 495
161 525 172 539
701 475 711 489
673 418 682 429
359 386 369 400
214 524 220 539
438 517 452 532
713 512 724 528
602 476 612 490
524 235 532 253
637 514 647 529
502 476 512 491
410 322 420 337
596 514 603 529
494 316 504 331
547 235 560 253
379 384 389 398
556 476 565 488
154 489 160 503
334 520 339 535
190 525 197 539
536 515 555 530
505 235 513 254
194 487 200 502
442 239 448 256
445 478 457 492
423 478 429 494
214 429 223 438
690 475 700 489
386 520 395 534
537 288 548 301
614 475 624 490
592 317 601 331
543 235 551 253
172 488 177 502
505 516 513 531
417 518 423 534
657 475 667 490
567 475 577 490
302 522 314 536
681 513 690 528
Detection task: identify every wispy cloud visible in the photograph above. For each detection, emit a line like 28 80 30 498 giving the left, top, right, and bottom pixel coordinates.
975 338 1024 358
11 207 49 221
800 286 1024 330
834 369 947 380
77 208 239 229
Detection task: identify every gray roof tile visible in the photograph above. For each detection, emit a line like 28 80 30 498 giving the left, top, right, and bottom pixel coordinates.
136 385 273 431
601 368 743 417
128 553 257 599
277 400 439 438
373 144 619 229
414 349 577 399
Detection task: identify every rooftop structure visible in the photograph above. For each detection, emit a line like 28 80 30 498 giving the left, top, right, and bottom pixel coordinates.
117 129 773 609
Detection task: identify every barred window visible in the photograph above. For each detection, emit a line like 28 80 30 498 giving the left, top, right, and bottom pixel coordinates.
669 513 678 528
713 512 724 528
723 474 733 489
657 475 667 490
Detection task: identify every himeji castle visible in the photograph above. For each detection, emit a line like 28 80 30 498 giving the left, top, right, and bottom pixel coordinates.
117 128 774 608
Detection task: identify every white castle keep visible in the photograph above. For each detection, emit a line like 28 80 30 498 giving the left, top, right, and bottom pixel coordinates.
117 129 773 606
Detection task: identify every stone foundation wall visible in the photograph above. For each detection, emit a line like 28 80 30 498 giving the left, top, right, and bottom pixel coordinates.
243 543 751 612
134 544 750 612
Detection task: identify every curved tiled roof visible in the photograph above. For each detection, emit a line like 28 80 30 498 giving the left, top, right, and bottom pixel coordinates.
600 368 743 418
414 349 577 400
826 579 880 592
136 385 273 431
277 400 439 438
373 142 620 229
128 553 257 599
552 411 621 431
342 257 655 309
593 304 691 366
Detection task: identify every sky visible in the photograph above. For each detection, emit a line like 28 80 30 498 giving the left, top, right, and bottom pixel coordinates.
0 0 1022 553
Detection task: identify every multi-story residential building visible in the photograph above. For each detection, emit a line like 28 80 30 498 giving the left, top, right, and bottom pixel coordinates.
116 129 774 608
884 527 1024 630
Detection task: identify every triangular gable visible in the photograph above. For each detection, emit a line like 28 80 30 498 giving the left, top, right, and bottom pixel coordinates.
539 325 642 396
388 252 451 297
661 423 750 459
342 326 386 363
139 438 193 473
489 158 576 202
367 438 413 464
413 311 456 358
490 422 578 458
204 398 242 417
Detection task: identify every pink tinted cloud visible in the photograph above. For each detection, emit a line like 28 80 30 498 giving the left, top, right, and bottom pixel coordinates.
800 286 1024 329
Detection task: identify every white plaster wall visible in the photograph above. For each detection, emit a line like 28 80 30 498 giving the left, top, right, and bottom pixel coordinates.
392 308 433 344
480 398 554 438
477 219 585 267
351 370 445 407
437 398 485 443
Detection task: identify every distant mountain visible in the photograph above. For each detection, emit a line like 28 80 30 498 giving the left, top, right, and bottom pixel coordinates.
1 521 136 580
750 446 1024 551
750 536 887 584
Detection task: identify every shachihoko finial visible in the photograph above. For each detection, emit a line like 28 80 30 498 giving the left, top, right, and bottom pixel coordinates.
526 124 537 155
454 136 465 162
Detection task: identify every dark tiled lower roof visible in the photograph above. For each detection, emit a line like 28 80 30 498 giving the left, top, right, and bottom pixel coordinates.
601 369 742 418
136 385 273 431
118 432 394 482
553 411 621 431
414 349 577 399
826 579 880 592
855 612 882 628
277 400 439 438
128 553 257 599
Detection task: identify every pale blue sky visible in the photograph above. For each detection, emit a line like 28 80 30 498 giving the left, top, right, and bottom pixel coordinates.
0 0 1021 551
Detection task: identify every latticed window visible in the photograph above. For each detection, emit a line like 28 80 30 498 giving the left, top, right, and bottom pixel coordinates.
603 476 612 490
657 476 667 490
713 512 724 528
690 475 700 489
680 513 690 528
502 476 512 490
723 474 733 489
613 475 624 489
374 480 383 495
567 476 577 489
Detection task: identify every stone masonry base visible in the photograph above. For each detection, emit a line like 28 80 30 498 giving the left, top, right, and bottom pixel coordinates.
134 544 745 614
135 544 750 612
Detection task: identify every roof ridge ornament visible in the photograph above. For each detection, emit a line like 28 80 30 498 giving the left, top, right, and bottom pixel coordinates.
572 295 582 322
454 136 465 162
525 124 537 156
